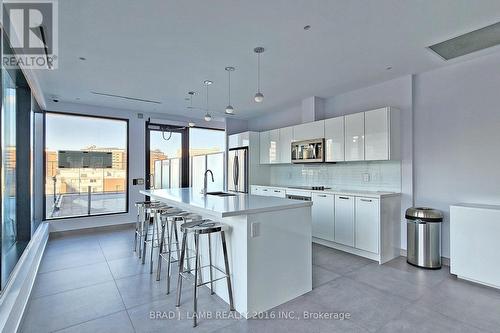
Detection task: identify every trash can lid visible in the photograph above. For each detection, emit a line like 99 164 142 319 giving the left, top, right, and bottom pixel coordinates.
405 207 443 222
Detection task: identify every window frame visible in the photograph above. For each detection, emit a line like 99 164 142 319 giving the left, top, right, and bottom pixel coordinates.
42 111 130 221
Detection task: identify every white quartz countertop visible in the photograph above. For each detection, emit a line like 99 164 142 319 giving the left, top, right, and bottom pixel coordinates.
252 185 400 198
140 188 312 218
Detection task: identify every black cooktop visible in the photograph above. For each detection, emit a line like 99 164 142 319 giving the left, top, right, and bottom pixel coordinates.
287 186 331 191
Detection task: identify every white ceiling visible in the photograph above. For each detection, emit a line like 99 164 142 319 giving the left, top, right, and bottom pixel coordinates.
36 0 500 120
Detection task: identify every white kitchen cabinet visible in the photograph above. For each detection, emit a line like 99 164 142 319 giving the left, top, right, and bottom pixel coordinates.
344 113 365 161
259 131 270 164
312 193 335 241
293 121 324 141
334 195 355 247
228 132 250 149
324 116 345 162
355 197 380 253
268 188 286 198
269 129 279 164
250 185 263 196
279 126 293 163
364 107 400 161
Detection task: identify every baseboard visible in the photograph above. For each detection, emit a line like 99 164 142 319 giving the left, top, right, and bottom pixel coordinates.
0 222 49 333
399 249 450 267
50 222 134 239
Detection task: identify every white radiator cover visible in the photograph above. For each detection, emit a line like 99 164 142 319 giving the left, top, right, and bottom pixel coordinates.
450 204 500 289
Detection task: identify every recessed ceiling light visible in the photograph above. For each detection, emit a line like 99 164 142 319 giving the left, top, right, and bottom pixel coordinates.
203 80 213 85
188 122 195 127
79 57 86 61
303 25 311 31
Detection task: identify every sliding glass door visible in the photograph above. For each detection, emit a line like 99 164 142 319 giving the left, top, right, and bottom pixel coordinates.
189 128 225 192
146 124 225 192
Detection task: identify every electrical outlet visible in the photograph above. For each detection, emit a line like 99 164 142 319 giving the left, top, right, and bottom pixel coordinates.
362 173 370 182
251 222 260 238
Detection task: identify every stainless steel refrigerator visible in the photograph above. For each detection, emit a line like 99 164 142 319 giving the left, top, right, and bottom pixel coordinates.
228 147 248 193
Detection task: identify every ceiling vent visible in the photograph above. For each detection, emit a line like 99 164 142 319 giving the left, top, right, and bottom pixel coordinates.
91 91 161 104
428 21 500 60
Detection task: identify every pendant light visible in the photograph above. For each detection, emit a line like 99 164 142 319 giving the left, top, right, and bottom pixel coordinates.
187 91 196 127
225 66 235 114
254 47 265 103
203 80 213 121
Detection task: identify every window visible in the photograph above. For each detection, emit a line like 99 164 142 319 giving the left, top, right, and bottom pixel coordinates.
1 32 34 290
189 128 225 192
44 113 128 219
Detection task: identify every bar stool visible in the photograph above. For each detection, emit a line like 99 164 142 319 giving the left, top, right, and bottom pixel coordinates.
156 212 202 294
134 201 159 257
142 205 180 273
175 220 235 327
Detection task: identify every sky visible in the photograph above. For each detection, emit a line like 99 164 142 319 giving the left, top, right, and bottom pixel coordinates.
46 113 225 157
46 113 127 150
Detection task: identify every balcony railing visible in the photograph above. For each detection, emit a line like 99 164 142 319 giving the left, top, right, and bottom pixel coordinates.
45 161 127 219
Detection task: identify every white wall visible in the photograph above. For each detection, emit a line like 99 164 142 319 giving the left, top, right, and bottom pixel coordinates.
44 101 224 232
413 52 500 258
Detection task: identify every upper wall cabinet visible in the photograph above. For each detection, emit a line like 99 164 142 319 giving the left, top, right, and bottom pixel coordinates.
228 132 250 149
279 126 293 163
364 107 400 161
324 116 345 162
293 121 324 141
345 113 365 161
259 130 271 164
258 106 400 165
269 129 279 164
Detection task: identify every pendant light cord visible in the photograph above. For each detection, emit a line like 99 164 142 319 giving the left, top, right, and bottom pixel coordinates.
228 70 231 105
257 53 261 93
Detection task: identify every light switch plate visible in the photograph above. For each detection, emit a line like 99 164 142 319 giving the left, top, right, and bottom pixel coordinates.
251 222 260 238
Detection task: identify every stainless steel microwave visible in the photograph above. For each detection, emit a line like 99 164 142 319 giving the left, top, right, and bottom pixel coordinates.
291 138 325 163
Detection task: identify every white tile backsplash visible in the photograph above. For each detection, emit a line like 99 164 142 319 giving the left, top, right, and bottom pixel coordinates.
269 161 401 192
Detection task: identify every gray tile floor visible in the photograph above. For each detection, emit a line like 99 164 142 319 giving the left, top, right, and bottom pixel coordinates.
20 225 500 333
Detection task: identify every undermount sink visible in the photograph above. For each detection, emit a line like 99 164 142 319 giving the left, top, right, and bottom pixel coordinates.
206 191 236 197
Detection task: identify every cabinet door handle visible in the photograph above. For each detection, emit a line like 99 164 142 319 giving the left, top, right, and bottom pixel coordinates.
317 194 327 198
338 196 349 200
274 190 280 193
360 198 373 202
262 189 268 191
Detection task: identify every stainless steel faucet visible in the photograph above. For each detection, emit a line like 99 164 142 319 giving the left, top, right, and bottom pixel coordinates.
202 169 214 195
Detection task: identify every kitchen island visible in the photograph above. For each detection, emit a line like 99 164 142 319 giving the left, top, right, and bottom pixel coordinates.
140 188 313 317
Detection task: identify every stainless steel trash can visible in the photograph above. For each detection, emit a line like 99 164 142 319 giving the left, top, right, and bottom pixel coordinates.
405 207 443 269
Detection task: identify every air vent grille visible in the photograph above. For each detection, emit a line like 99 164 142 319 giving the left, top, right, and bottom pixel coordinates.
91 91 161 104
428 21 500 60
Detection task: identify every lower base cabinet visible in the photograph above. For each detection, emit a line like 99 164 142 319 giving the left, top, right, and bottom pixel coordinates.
312 193 335 241
334 195 355 247
355 197 380 253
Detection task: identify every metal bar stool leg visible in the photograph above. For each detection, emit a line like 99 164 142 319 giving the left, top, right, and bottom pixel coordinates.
150 215 156 274
134 206 139 253
156 220 166 281
208 234 214 295
176 231 187 307
221 231 235 311
166 219 175 294
193 233 200 327
142 215 150 264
